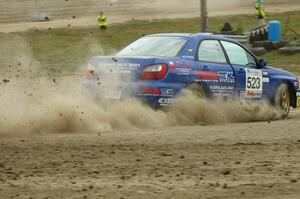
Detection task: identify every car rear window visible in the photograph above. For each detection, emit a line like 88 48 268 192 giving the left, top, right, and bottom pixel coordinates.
117 36 188 57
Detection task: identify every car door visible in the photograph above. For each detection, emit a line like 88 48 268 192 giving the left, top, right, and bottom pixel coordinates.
220 40 270 99
195 39 236 97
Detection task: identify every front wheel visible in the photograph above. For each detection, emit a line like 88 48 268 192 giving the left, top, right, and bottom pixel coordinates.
274 83 290 118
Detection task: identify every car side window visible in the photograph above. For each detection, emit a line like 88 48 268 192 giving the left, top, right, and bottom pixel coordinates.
197 40 227 64
220 41 257 67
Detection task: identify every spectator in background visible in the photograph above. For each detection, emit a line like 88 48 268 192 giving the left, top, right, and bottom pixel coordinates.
220 22 234 35
98 12 108 30
256 0 264 9
256 0 266 26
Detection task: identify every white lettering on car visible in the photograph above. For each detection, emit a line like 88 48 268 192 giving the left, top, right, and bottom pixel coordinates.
158 98 176 106
160 89 175 97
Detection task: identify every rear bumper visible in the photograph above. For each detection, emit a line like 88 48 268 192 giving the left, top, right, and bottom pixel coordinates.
129 81 185 107
83 79 185 107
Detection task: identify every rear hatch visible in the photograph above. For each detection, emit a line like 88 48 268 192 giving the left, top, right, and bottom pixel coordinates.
86 56 155 99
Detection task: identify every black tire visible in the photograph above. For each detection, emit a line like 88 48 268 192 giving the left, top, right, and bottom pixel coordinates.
185 84 206 99
274 83 290 118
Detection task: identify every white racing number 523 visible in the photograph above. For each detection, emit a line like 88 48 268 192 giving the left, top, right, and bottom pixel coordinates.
245 68 263 98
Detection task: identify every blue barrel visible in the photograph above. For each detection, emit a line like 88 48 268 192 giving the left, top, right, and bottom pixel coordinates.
268 20 281 42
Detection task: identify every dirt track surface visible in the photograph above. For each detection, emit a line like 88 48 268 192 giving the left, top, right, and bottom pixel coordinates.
1 110 300 199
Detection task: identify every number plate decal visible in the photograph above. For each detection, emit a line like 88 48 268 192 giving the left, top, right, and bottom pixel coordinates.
245 68 263 98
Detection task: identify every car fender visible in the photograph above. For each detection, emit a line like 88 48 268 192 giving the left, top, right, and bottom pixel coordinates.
269 75 298 107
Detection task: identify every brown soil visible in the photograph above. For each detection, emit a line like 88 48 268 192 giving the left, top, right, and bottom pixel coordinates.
0 1 300 198
0 110 300 199
0 76 300 199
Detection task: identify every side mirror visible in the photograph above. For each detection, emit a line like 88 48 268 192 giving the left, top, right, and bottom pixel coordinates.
257 59 268 68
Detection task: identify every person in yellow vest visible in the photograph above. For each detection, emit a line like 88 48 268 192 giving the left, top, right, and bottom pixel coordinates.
98 12 108 30
255 0 266 26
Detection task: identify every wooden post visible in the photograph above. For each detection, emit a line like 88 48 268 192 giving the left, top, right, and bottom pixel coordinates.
201 0 208 32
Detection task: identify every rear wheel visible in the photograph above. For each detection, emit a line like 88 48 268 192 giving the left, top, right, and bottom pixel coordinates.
185 84 206 99
274 83 290 118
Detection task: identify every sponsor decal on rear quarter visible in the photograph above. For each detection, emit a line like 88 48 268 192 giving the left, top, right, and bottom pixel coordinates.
218 71 235 83
161 89 175 97
195 71 219 82
159 98 176 106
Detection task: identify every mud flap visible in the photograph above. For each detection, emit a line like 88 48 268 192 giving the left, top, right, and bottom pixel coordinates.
297 91 300 107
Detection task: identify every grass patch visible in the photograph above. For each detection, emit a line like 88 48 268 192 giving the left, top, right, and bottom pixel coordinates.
1 11 300 76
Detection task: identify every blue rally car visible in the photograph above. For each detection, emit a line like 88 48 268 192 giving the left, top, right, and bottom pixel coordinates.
84 33 300 118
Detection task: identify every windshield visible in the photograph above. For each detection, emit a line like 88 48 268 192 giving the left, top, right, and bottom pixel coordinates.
117 36 188 57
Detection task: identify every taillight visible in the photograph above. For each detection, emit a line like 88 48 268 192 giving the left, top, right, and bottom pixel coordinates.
140 64 168 80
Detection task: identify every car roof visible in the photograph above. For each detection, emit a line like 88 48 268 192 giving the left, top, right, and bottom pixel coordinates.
146 33 194 38
147 33 239 43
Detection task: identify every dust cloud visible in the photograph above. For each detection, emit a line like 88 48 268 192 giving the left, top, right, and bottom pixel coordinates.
0 76 279 135
0 36 279 135
172 90 279 125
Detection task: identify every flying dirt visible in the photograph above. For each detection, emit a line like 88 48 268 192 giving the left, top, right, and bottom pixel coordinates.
0 88 300 199
1 46 300 199
1 2 300 197
0 30 281 135
0 73 282 135
1 68 300 199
